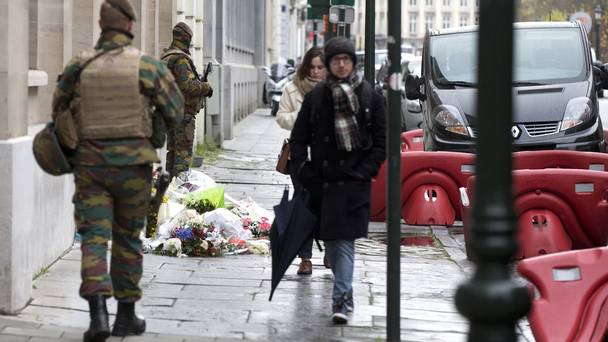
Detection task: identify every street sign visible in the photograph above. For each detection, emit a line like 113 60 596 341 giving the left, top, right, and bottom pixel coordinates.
329 6 355 24
570 11 593 33
307 6 326 20
330 0 355 5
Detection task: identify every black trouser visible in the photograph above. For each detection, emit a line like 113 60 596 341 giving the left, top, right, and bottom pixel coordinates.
291 174 313 259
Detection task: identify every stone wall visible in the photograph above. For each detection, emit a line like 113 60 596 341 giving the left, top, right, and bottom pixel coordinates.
0 0 175 314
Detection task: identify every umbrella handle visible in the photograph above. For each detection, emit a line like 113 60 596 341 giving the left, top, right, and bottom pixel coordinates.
315 239 323 252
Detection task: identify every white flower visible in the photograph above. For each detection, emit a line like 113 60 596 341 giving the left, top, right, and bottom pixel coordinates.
247 240 270 255
200 240 209 251
163 238 182 256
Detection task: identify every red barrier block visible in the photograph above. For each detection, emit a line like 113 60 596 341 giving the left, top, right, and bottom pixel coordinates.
517 247 608 342
370 151 475 224
399 152 475 225
402 184 455 225
516 209 572 259
370 161 388 221
514 150 608 171
400 129 424 152
463 169 608 259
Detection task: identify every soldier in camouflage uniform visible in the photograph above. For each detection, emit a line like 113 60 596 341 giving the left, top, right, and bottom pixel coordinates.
51 1 184 341
161 22 213 179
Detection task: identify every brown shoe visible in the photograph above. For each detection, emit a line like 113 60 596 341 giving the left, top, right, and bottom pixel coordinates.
323 254 332 269
297 259 313 275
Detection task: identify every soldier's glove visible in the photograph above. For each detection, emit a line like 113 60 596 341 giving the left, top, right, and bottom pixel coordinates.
206 85 213 98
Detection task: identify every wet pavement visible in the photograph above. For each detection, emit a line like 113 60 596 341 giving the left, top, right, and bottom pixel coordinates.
0 108 536 341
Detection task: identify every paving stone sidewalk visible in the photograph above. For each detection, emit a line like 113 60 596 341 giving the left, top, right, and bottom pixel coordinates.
0 108 533 341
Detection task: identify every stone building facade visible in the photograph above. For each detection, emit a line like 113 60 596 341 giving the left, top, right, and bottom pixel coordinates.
0 0 266 313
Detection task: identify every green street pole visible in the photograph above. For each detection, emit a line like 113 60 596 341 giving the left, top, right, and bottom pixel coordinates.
313 21 318 46
455 1 531 341
386 0 401 341
364 0 375 84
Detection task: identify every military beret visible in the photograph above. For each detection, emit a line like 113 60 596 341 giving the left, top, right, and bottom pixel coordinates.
174 22 193 39
105 0 137 21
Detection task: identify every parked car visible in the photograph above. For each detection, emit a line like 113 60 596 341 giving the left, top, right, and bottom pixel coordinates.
376 55 423 131
406 21 607 152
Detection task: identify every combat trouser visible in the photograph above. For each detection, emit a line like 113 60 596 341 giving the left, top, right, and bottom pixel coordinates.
166 113 196 178
73 165 152 302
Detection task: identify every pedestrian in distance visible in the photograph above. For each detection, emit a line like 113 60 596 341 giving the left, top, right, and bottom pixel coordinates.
276 47 327 276
51 0 184 341
161 22 214 179
289 37 386 324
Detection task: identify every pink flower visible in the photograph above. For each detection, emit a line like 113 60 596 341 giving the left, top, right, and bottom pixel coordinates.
242 217 252 229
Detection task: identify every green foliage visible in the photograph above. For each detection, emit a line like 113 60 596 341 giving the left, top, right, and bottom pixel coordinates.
195 141 221 164
183 196 217 214
183 186 225 214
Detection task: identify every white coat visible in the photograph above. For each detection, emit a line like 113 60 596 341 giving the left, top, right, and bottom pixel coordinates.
276 81 304 130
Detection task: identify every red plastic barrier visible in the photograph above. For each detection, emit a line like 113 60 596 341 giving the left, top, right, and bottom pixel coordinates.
516 209 572 259
517 247 608 342
370 161 388 221
514 150 608 171
400 129 424 152
370 151 475 224
463 169 608 259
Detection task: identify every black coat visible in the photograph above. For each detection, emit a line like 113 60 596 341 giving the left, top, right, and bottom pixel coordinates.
289 81 386 240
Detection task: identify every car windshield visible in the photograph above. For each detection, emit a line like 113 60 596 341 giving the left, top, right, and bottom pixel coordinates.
429 28 587 86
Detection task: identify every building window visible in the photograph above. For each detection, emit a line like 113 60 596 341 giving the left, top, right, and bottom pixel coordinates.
460 0 468 6
410 0 417 6
442 14 451 28
426 14 434 30
460 15 469 26
410 14 418 35
443 0 450 6
426 0 433 6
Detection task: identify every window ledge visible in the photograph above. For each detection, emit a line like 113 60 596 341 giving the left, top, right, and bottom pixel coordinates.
28 70 48 87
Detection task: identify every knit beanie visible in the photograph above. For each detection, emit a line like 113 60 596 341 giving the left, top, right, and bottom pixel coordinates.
323 37 356 69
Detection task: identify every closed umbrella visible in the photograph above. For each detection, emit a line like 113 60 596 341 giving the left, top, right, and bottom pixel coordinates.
269 187 317 301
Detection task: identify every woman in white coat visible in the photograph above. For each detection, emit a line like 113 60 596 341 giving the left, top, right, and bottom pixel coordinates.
276 47 326 275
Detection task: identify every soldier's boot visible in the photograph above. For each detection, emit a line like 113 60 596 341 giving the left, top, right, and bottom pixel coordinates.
111 302 146 337
83 295 110 342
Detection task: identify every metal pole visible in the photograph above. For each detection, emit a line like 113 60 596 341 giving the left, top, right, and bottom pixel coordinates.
313 21 318 46
455 1 531 341
386 0 401 340
596 18 601 61
364 0 375 84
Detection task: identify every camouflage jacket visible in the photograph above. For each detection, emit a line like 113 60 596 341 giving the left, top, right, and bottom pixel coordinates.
161 42 211 115
52 32 184 166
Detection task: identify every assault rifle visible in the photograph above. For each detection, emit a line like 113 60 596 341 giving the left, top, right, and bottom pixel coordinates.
146 167 171 238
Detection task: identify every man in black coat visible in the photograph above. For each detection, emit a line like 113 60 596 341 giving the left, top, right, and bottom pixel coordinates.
289 37 386 324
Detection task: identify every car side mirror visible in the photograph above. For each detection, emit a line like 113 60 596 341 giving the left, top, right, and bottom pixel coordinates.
593 63 608 89
405 74 426 101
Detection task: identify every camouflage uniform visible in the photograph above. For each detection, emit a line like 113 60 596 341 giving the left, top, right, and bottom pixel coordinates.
161 23 212 178
52 32 184 301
